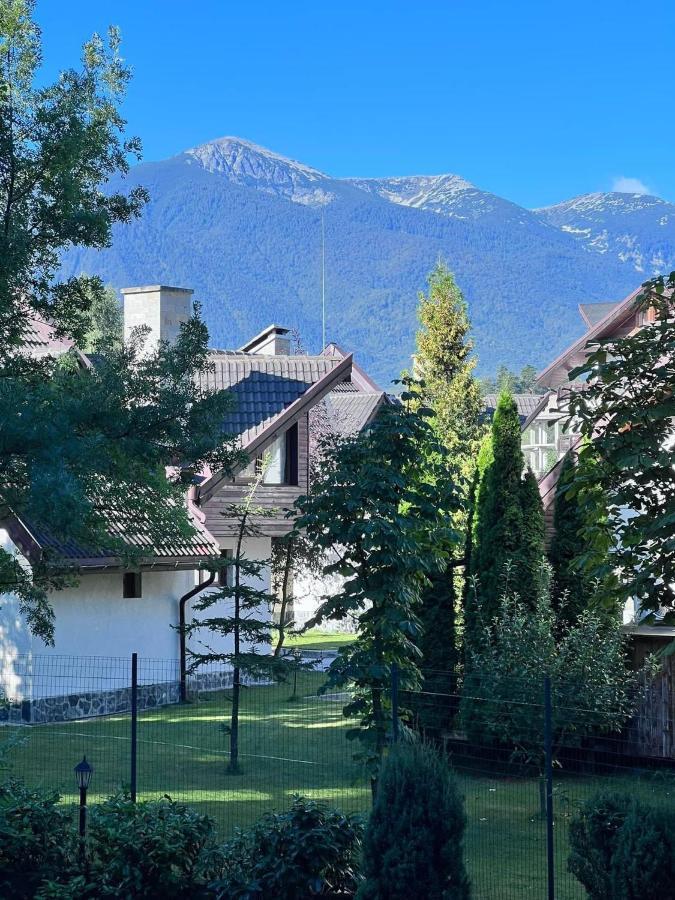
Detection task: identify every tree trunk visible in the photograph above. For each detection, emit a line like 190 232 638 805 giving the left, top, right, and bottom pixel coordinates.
273 540 294 657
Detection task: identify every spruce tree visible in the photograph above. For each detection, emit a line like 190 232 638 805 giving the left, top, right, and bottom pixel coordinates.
413 263 484 685
470 390 525 627
549 453 597 626
518 467 546 608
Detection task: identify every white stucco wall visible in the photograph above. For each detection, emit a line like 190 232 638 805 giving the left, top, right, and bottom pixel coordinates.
0 530 273 701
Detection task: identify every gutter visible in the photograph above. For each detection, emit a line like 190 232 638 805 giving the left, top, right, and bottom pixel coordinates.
179 571 215 702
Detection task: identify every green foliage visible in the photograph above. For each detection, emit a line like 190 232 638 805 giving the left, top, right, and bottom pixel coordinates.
42 793 222 899
567 793 632 899
0 779 75 898
0 1 240 642
480 364 547 395
80 284 123 352
549 453 601 625
568 793 675 900
413 263 484 684
567 272 675 614
212 796 364 899
518 467 547 606
462 573 643 763
186 474 288 774
357 742 470 900
295 387 462 773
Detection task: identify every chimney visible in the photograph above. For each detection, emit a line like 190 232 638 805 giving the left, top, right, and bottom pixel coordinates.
121 285 193 353
239 324 291 355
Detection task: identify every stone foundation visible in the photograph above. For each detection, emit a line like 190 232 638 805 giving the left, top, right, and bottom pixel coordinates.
0 669 268 725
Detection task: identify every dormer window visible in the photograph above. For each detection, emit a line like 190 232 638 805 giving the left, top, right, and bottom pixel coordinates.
244 423 299 485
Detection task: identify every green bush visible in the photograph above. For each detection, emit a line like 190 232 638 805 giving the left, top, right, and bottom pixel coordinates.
42 793 222 899
211 796 364 899
568 793 632 899
610 801 675 899
358 742 470 900
0 779 76 899
568 792 675 900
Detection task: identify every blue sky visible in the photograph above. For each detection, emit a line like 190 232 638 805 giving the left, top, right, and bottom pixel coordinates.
37 0 674 208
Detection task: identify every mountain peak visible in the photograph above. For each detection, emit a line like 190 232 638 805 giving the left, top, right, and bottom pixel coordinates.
180 136 334 206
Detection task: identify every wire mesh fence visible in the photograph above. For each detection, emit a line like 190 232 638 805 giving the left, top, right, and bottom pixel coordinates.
1 653 673 899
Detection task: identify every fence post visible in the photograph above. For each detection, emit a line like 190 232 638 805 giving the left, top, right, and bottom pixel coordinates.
130 653 138 803
544 675 555 900
391 663 399 743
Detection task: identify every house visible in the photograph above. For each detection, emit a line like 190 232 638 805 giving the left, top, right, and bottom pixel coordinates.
0 285 384 719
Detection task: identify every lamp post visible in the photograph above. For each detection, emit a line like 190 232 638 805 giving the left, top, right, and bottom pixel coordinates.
74 755 93 855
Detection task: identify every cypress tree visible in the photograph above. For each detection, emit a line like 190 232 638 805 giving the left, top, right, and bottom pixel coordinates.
471 390 525 626
517 467 546 608
549 453 596 626
358 742 470 900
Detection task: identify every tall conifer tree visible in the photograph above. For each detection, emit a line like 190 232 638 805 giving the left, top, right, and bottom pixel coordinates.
518 467 547 607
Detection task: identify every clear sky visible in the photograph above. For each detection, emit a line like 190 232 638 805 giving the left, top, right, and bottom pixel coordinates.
36 0 675 208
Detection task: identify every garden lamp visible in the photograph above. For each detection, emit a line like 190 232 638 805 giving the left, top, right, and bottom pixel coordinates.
74 755 93 846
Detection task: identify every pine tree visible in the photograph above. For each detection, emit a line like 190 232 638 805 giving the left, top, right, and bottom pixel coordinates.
549 453 597 626
358 742 470 900
517 467 546 608
470 390 525 627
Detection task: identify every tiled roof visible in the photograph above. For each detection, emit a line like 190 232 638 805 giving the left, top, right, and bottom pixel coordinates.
199 352 345 446
20 315 77 358
483 393 546 425
322 390 386 434
578 301 620 329
10 487 217 568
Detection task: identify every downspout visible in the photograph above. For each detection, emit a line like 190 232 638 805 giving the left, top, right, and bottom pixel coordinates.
179 571 215 702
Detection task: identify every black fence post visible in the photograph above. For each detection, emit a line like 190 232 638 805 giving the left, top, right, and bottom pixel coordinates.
130 653 138 803
544 675 555 900
391 663 399 744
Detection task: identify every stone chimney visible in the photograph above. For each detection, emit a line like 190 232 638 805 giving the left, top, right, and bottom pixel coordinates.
121 285 193 353
239 324 291 355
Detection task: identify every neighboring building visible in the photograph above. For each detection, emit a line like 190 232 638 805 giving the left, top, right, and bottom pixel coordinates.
0 286 383 716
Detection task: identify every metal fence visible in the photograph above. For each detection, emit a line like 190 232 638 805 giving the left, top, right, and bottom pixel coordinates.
1 653 674 900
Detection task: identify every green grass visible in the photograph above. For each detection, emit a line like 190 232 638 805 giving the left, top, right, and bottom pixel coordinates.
3 675 674 900
279 629 357 650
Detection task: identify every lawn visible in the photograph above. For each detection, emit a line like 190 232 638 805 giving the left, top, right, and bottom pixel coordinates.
280 629 357 650
3 674 674 900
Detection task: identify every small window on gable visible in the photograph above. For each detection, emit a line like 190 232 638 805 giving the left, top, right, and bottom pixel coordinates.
123 572 142 599
218 549 233 588
284 423 299 486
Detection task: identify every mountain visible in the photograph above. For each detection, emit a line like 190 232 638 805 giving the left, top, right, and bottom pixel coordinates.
60 138 673 386
535 192 675 275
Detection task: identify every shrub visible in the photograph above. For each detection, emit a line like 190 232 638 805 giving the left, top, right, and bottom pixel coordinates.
567 793 632 899
358 742 470 900
211 796 364 899
0 779 76 899
43 793 222 899
610 801 675 900
568 792 675 900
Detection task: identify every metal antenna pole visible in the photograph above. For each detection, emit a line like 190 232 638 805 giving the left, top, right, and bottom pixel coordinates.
321 210 326 349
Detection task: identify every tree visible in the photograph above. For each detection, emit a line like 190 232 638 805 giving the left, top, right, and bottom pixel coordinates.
566 273 675 616
469 391 524 629
480 364 546 395
412 263 484 688
295 387 462 777
357 741 470 900
549 452 599 626
81 283 123 351
518 466 547 607
270 529 323 657
186 473 288 774
462 569 646 765
0 3 239 642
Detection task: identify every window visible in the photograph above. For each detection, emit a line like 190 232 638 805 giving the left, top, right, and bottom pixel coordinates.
123 572 142 599
284 423 299 485
218 549 233 588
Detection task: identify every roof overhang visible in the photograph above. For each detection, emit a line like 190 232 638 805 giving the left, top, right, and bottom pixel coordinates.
537 285 644 390
197 352 354 503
